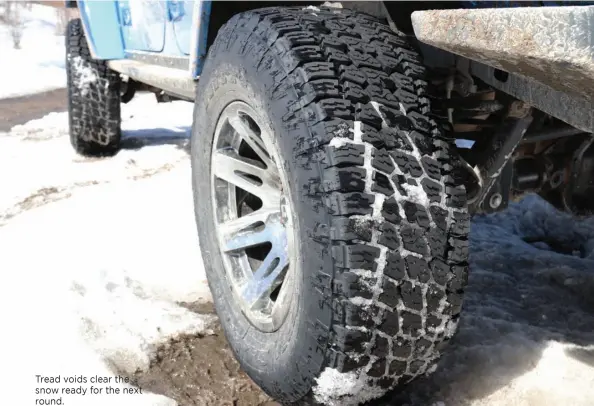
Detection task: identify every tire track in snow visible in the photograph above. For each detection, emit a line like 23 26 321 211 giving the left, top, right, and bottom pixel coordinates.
0 93 194 226
0 160 181 226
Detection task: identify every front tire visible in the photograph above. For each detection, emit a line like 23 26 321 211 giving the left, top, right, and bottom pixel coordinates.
191 6 469 405
66 19 121 157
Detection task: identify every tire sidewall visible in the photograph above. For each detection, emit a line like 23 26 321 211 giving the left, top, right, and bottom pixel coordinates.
191 53 331 400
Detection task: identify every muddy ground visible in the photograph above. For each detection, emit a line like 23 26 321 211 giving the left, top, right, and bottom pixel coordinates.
132 302 278 406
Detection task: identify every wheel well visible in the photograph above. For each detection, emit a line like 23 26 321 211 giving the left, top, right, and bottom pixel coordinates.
206 1 317 50
382 1 465 34
205 1 467 49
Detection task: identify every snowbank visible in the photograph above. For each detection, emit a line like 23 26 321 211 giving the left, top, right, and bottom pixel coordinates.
2 166 214 405
0 4 66 99
1 94 210 405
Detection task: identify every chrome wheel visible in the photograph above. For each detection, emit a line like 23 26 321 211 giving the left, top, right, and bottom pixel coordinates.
211 101 295 332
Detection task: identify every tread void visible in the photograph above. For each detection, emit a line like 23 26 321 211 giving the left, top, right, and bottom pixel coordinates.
200 6 470 405
66 19 121 157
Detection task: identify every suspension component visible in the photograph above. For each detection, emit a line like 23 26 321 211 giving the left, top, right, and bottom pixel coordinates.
520 124 586 144
512 157 548 192
470 103 534 213
563 135 594 214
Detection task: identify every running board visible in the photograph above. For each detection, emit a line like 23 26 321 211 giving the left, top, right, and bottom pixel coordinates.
411 6 594 103
107 60 196 100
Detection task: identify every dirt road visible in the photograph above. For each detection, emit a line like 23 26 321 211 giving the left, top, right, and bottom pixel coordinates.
0 88 66 131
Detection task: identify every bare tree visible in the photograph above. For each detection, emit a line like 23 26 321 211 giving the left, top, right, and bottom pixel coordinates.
3 1 28 49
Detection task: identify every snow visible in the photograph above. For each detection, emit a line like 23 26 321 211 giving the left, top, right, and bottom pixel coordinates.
2 94 194 225
70 55 98 96
401 182 430 206
0 4 66 99
313 367 386 406
1 94 212 405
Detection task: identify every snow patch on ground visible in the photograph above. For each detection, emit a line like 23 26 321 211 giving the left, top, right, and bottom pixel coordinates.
2 95 210 405
3 167 213 405
0 4 66 99
313 367 386 406
0 94 193 224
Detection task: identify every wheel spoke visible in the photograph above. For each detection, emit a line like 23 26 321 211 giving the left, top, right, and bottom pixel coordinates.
223 213 283 252
240 241 289 309
228 115 274 169
213 149 280 205
219 208 278 239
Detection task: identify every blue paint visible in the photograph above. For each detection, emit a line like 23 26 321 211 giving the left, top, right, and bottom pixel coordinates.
172 0 194 55
167 0 186 22
78 0 125 60
193 0 212 77
118 2 132 26
117 0 166 53
155 18 191 57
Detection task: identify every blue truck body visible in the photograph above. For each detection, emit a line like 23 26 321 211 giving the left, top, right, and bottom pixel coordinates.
78 0 211 77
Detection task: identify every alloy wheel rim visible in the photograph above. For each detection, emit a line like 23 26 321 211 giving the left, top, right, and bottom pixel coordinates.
210 101 295 332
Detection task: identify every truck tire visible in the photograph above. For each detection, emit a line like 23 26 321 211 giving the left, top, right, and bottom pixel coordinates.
66 19 121 157
191 6 469 405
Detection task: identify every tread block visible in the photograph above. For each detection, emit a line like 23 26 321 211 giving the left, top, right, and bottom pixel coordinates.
378 222 400 250
382 196 402 225
378 278 399 308
331 217 373 242
405 256 431 283
332 244 380 271
384 252 406 281
371 172 394 196
326 192 375 216
333 271 375 299
325 143 365 168
372 148 396 174
399 281 423 311
323 167 366 192
332 325 371 352
400 226 428 256
421 178 443 203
